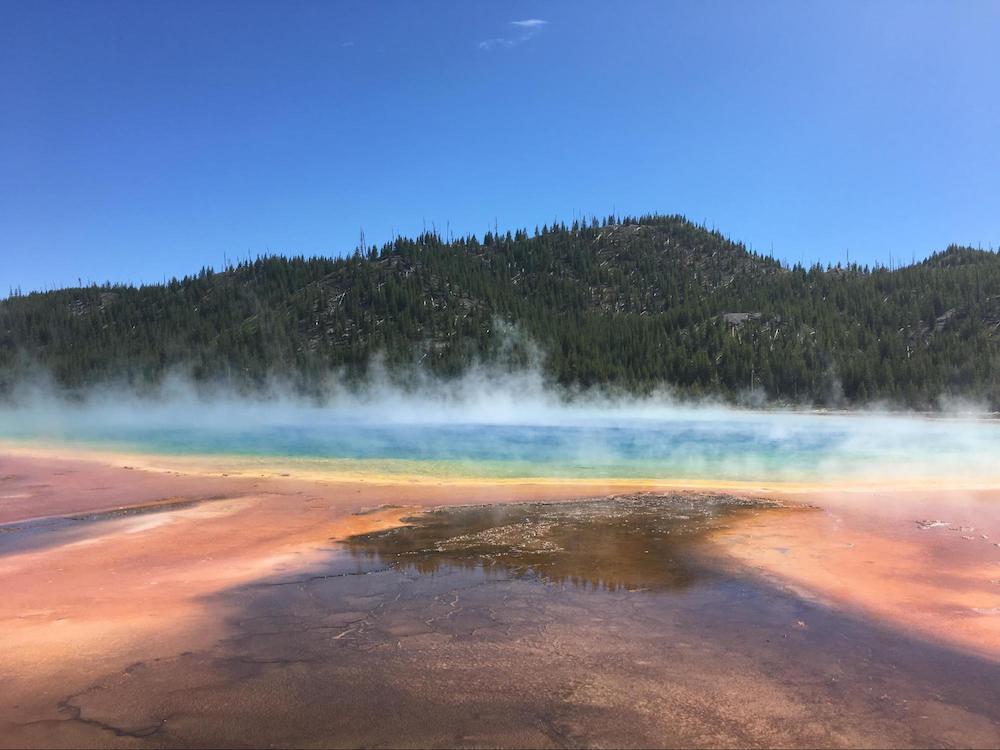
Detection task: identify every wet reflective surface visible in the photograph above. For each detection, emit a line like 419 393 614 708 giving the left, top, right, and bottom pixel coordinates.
345 493 785 591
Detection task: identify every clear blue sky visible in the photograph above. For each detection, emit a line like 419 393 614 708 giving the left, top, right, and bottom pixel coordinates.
2 0 998 294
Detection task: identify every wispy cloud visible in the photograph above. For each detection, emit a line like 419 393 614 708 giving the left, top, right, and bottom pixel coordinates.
479 19 548 51
510 19 547 29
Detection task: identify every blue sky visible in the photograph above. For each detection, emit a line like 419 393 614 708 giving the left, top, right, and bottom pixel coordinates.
2 1 998 294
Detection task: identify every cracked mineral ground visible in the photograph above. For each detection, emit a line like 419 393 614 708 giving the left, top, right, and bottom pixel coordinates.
4 480 999 749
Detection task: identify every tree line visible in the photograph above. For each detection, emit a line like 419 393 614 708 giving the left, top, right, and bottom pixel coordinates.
2 214 998 409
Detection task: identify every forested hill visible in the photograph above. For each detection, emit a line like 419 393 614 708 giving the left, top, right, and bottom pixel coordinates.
2 214 999 408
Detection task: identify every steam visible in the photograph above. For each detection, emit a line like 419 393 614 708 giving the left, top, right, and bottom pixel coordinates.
1 363 999 487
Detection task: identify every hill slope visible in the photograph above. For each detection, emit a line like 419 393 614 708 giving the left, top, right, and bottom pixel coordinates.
2 214 999 408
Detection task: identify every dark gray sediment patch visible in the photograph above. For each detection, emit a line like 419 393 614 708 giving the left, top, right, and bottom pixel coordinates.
0 494 233 556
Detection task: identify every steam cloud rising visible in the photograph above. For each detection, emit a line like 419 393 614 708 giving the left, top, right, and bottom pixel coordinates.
1 364 998 486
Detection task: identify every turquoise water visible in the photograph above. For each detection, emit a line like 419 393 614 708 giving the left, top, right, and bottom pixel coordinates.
3 403 999 483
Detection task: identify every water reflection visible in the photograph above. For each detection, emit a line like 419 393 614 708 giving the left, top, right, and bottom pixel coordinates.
344 493 782 592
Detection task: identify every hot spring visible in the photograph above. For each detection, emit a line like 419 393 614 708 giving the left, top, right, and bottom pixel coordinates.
2 392 998 486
